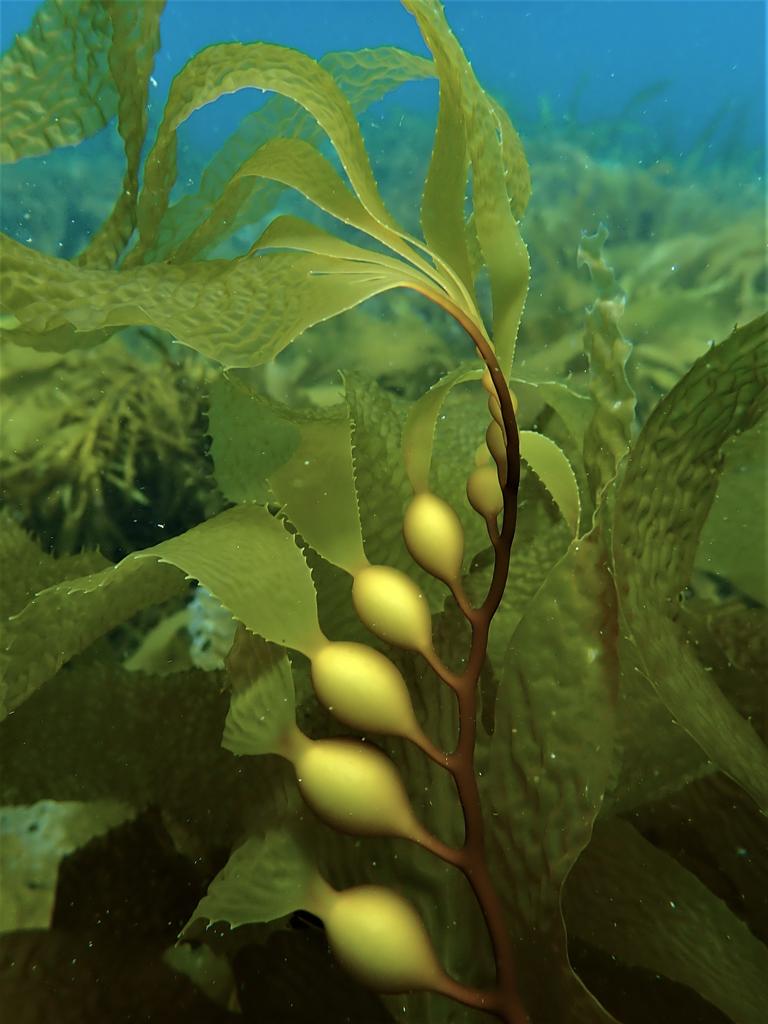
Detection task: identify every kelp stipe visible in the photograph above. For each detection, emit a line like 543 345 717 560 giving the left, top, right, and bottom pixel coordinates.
1 2 767 1023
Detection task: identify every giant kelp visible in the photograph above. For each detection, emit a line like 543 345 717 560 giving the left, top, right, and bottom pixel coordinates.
0 2 767 1023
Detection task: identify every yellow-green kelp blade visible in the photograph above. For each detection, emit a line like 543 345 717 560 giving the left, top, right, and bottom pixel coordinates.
613 312 768 812
129 40 399 267
222 630 297 758
77 0 164 269
151 45 433 263
0 233 416 367
208 376 366 576
2 504 322 719
0 0 117 163
488 531 619 1022
186 828 322 932
519 430 581 537
404 0 530 375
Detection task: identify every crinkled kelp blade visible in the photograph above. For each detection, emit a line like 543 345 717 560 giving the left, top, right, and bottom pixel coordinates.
1 505 321 719
578 226 636 510
222 630 297 758
519 430 581 537
0 234 413 366
0 0 117 163
613 312 768 811
404 0 530 374
151 46 433 263
174 137 441 290
208 376 366 576
186 828 321 933
487 532 619 1023
565 818 768 1024
77 0 164 268
128 41 400 267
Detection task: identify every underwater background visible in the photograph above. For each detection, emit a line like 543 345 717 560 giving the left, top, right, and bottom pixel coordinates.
0 1 766 1023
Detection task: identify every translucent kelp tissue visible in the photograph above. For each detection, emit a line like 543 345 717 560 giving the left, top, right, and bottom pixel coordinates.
0 2 766 1022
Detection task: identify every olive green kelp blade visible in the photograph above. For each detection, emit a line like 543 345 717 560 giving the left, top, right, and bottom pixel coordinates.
0 0 117 163
152 46 433 264
1 505 321 720
613 312 768 812
404 0 530 374
0 233 414 366
128 40 400 268
77 0 165 269
487 531 619 1023
566 818 768 1024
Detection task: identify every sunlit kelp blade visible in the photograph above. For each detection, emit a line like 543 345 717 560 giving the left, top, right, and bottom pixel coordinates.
613 313 768 811
519 430 580 537
487 532 619 1022
0 234 417 366
1 505 321 719
129 40 400 268
566 818 768 1024
0 0 116 163
173 136 440 291
77 0 164 269
151 46 433 264
404 0 531 374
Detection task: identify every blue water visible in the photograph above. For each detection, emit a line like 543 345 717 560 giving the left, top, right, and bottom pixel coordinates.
1 0 765 159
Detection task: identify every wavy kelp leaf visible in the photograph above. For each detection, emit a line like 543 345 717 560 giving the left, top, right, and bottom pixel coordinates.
152 46 432 263
0 513 108 620
1 558 183 720
0 654 292 845
696 414 767 604
613 313 768 810
130 41 397 266
0 799 134 934
603 632 712 814
269 413 366 576
253 214 430 284
208 376 365 574
629 773 768 947
511 378 592 450
487 531 618 1023
404 0 530 374
1 234 410 366
77 0 163 268
345 373 442 607
519 430 580 537
207 376 300 505
0 0 117 164
2 505 321 717
577 227 636 509
403 363 482 493
188 829 319 932
176 137 437 287
418 15 473 295
565 819 768 1024
222 630 296 758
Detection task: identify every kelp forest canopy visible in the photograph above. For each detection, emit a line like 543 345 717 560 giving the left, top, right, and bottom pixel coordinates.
0 2 766 1024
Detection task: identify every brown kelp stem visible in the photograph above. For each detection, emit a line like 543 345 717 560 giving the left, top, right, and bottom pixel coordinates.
401 283 527 1024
